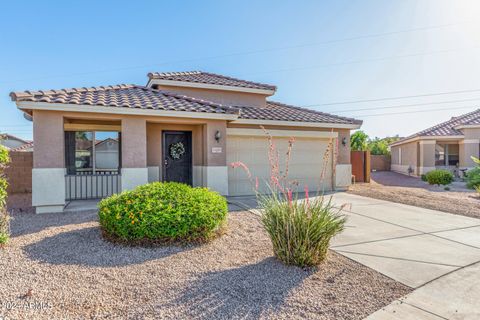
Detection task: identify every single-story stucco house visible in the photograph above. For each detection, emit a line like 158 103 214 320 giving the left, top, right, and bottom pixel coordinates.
390 109 480 176
10 71 362 213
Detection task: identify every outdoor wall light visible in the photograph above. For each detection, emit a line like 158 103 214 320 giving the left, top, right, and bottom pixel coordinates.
215 130 221 143
342 137 347 146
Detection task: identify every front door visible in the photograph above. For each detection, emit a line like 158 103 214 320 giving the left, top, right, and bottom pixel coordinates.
162 131 192 185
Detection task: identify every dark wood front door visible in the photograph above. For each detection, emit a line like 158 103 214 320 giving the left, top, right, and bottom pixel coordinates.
162 131 192 185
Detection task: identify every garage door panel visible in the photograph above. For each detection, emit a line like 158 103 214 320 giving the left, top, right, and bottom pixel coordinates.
228 135 333 196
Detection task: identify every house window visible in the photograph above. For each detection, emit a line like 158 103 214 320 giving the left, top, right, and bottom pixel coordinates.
447 144 459 166
398 148 402 164
435 143 459 166
435 144 445 166
65 131 121 175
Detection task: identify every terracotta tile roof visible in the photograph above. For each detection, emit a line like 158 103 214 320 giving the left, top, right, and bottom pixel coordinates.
10 141 34 152
393 109 480 144
10 84 361 126
238 101 363 125
148 71 277 91
10 85 239 115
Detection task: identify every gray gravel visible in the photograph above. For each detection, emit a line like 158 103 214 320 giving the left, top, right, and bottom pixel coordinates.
349 171 480 218
0 209 411 319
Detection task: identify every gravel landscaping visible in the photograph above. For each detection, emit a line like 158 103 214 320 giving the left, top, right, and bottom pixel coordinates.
349 171 480 218
1 208 410 319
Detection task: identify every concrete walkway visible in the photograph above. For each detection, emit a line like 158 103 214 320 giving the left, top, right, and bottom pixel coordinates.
228 192 480 319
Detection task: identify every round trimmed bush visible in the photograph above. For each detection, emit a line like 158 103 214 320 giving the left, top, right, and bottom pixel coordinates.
98 182 228 243
424 169 454 186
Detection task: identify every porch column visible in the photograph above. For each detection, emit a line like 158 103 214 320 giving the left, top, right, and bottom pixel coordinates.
32 111 65 214
202 120 228 195
459 139 480 169
418 140 436 175
121 118 148 191
335 129 351 189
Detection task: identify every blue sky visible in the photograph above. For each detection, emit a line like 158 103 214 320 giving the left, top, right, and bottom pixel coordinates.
2 0 480 140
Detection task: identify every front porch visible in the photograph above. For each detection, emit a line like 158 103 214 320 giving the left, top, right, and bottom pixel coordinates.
418 139 478 176
32 111 228 213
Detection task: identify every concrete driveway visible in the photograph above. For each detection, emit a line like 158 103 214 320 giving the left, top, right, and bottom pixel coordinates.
228 192 480 319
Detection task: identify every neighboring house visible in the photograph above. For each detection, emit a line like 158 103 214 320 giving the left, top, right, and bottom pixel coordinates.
0 133 32 151
10 141 34 152
10 71 362 213
390 109 480 176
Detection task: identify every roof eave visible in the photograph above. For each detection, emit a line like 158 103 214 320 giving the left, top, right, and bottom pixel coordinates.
389 135 465 147
16 101 240 121
453 124 480 130
147 79 276 96
230 118 362 129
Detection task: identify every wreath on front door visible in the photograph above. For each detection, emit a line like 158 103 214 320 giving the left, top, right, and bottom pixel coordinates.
169 142 186 160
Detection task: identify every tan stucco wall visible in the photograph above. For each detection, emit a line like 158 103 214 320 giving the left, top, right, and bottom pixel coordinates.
391 141 419 174
204 120 227 166
391 141 417 166
462 128 480 139
419 141 435 169
33 110 64 168
154 85 268 107
460 141 480 167
121 118 146 168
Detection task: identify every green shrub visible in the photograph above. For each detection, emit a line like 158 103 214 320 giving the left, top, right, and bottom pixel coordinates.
0 143 9 245
466 167 480 189
424 169 454 186
421 174 427 182
259 193 345 267
98 182 228 243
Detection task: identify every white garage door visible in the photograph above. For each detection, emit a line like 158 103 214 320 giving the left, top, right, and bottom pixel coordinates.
227 132 333 196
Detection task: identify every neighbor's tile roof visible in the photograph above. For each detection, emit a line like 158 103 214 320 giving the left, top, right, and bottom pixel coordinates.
238 101 363 125
10 84 238 115
10 141 34 152
394 109 480 144
148 71 277 91
10 84 361 125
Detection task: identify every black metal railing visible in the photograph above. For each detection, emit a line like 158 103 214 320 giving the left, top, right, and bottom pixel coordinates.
65 172 121 200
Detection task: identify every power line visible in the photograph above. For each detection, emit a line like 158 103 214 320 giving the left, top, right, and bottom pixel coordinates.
331 97 480 113
0 21 471 85
305 87 480 107
241 45 480 78
353 105 477 118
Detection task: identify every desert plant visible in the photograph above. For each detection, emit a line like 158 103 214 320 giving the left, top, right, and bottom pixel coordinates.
465 157 480 189
466 167 480 189
0 143 10 245
259 191 345 267
98 182 227 243
231 127 346 267
424 169 454 186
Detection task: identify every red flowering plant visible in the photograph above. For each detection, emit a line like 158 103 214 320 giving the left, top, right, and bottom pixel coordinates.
230 126 346 267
